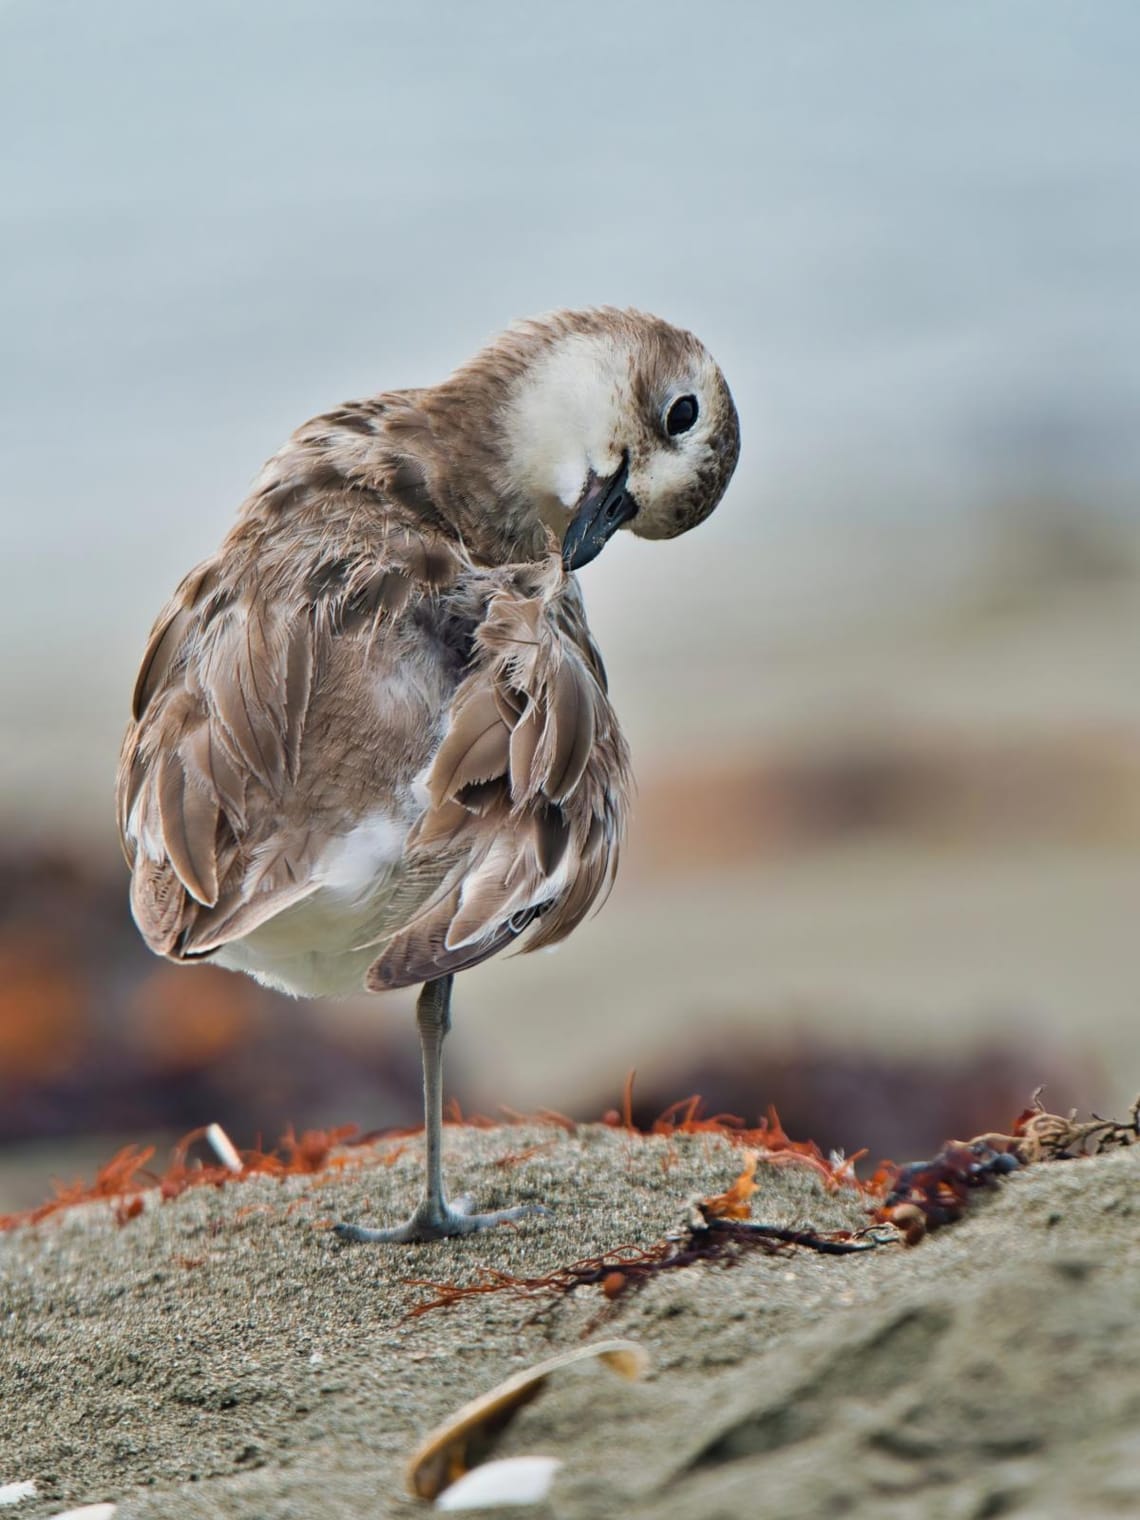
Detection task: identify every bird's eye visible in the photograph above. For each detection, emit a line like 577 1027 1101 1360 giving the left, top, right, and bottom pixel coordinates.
665 394 699 437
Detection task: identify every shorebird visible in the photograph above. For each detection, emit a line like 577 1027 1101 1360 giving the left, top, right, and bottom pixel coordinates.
117 307 740 1242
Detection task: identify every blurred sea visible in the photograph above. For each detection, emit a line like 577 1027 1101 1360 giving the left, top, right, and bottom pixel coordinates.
1 0 1139 836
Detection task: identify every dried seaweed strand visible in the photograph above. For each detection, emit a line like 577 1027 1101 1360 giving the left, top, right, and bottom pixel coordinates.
0 1121 366 1232
0 1084 864 1233
603 1072 869 1194
402 1209 887 1322
7 1083 1134 1243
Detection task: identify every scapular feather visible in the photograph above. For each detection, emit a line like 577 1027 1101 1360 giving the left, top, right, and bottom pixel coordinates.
156 749 220 907
542 653 595 802
428 688 509 805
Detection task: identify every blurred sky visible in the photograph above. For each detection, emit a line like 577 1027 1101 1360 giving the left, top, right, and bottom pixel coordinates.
1 0 1139 839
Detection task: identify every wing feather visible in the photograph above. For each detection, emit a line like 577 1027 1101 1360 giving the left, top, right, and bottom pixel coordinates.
132 605 193 721
283 610 315 781
508 702 542 800
156 748 220 906
541 653 595 802
367 564 631 990
182 721 247 829
427 688 510 804
117 521 460 963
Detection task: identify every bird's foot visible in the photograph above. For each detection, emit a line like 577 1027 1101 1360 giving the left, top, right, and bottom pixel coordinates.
334 1193 547 1245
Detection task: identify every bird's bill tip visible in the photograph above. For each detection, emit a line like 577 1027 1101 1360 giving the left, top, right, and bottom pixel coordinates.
561 457 639 571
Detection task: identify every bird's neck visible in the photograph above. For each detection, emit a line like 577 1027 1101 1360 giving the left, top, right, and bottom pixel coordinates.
233 381 556 569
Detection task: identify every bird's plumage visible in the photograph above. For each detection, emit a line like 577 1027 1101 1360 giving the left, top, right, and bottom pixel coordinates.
118 493 629 997
117 307 738 1005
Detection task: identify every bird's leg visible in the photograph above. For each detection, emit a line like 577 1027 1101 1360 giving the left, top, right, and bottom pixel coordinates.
335 974 545 1245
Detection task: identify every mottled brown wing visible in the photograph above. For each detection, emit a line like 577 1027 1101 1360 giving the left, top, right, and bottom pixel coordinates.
366 562 631 991
117 556 321 957
116 526 464 962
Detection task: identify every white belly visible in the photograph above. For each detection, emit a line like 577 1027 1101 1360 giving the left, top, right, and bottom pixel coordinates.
213 808 411 998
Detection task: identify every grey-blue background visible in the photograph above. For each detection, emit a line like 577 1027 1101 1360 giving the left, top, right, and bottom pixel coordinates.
3 0 1139 834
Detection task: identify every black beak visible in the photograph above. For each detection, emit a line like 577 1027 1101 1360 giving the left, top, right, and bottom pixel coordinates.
561 456 640 571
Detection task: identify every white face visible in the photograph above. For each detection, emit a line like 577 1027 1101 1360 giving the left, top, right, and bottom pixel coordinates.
501 328 729 542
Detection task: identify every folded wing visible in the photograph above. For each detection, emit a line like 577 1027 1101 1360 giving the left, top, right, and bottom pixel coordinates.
117 523 463 962
366 560 631 990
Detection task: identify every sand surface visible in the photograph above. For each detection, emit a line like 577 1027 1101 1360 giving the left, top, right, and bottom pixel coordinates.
2 1125 1138 1519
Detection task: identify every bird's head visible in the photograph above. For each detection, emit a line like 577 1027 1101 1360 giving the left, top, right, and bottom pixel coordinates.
489 309 740 569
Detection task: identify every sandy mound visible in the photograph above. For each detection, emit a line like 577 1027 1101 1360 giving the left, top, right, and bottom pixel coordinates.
2 1125 1137 1519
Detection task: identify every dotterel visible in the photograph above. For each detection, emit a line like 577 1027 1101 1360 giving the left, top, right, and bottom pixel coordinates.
117 307 740 1242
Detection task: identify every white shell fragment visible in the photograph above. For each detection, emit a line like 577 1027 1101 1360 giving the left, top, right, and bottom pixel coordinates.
405 1338 649 1501
0 1482 36 1507
46 1507 117 1520
436 1456 563 1511
205 1122 243 1173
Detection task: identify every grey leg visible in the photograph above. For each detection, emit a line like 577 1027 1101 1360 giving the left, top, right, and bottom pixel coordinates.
335 975 546 1245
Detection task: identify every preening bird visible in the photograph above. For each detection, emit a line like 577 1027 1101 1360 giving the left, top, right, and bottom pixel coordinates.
117 308 740 1242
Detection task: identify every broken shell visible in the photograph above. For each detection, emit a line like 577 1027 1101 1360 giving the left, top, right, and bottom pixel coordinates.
0 1482 36 1507
405 1338 648 1501
436 1456 562 1511
46 1508 117 1520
